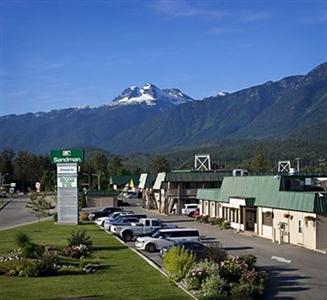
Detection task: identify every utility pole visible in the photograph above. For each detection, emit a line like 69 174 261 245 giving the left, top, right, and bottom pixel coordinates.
295 157 301 172
82 173 91 191
93 173 102 191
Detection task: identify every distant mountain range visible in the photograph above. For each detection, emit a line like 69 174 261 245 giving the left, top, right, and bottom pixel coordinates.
0 63 326 154
111 83 194 108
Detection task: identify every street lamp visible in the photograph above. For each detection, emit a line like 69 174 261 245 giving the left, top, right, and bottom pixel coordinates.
0 173 9 189
82 173 91 191
92 173 103 192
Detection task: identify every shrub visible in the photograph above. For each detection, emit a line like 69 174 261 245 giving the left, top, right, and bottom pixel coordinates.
0 254 58 277
238 254 257 270
31 254 58 277
231 282 265 299
67 229 92 249
196 215 210 223
0 259 31 276
203 242 227 264
186 260 220 290
163 246 196 281
217 220 230 230
16 232 31 248
200 275 226 299
240 269 268 286
79 211 89 222
15 232 44 259
21 243 44 259
218 258 248 283
53 212 58 222
64 244 91 259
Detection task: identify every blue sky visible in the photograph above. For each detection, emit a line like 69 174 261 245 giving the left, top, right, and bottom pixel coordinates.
0 0 326 116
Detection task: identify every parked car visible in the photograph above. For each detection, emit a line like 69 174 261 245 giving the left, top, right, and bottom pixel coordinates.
88 207 124 221
160 240 207 259
95 211 134 227
118 218 177 241
135 228 200 252
103 214 147 231
106 217 141 232
182 203 200 216
132 227 162 241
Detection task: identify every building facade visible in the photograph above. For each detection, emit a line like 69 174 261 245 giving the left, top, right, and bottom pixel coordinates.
197 175 327 253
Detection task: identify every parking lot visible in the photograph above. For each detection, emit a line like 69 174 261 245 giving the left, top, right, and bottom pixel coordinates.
89 198 327 300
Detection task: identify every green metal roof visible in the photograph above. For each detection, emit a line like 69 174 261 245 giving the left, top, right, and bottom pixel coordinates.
109 175 139 186
197 188 222 202
197 176 327 214
165 171 225 183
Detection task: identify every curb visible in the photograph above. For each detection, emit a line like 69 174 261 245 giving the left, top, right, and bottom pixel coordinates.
0 197 14 211
105 228 197 300
0 217 52 231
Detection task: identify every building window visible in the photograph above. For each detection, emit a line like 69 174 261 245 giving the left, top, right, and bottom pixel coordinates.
262 211 273 226
298 220 303 233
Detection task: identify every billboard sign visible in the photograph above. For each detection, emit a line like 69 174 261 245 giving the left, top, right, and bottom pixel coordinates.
51 149 84 164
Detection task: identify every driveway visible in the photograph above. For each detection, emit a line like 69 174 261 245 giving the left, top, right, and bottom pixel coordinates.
106 199 327 300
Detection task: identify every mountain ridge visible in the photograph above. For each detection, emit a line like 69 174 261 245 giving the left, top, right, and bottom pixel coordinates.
0 62 326 154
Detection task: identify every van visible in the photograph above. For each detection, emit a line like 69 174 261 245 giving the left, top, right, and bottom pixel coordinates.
135 228 200 252
182 203 200 216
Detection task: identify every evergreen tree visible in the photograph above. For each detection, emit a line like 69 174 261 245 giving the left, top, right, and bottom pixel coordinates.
149 156 171 173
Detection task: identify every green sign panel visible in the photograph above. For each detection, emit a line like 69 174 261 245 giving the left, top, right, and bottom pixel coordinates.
51 149 84 164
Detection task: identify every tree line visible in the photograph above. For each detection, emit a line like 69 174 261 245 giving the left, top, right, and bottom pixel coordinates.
0 150 171 192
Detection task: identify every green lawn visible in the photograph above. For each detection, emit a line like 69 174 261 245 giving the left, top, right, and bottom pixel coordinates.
0 221 191 300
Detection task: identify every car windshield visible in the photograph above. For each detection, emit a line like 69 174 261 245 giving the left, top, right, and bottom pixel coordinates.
152 231 162 238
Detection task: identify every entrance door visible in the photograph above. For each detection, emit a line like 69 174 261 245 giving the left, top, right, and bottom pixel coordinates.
245 208 257 231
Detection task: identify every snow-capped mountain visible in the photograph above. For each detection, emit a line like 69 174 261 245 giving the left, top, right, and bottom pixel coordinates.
110 83 194 107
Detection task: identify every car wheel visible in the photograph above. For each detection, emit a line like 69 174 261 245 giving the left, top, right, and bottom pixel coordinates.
122 231 132 242
146 243 156 252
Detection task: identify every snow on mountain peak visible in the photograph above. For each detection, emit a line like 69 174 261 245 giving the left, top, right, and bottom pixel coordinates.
110 84 193 107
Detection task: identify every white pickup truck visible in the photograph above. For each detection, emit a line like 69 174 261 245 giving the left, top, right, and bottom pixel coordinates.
111 218 174 242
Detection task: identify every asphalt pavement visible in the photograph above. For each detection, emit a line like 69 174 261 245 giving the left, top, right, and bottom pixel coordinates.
0 196 39 230
96 198 327 300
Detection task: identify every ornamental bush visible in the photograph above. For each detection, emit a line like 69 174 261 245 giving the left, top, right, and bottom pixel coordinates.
203 242 227 264
163 246 196 281
186 260 220 290
231 282 265 299
64 244 91 259
67 229 92 249
239 254 257 270
218 257 248 283
200 275 227 299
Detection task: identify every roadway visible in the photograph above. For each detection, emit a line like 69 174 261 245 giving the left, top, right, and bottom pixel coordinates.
0 196 39 230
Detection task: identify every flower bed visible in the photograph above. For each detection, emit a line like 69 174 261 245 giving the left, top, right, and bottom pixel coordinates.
163 245 268 300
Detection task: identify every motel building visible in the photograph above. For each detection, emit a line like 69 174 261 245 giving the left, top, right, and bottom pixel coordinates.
197 175 327 253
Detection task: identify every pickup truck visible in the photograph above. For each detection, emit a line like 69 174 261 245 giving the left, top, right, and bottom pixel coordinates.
111 218 176 242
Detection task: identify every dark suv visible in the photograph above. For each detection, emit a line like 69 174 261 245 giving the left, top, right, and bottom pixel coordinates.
88 207 123 221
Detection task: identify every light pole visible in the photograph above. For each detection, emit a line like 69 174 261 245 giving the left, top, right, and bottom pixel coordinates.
92 173 103 191
0 173 9 189
82 173 91 191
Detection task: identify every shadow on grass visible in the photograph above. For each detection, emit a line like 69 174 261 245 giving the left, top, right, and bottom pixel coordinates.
58 295 100 300
93 245 127 251
58 264 112 276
